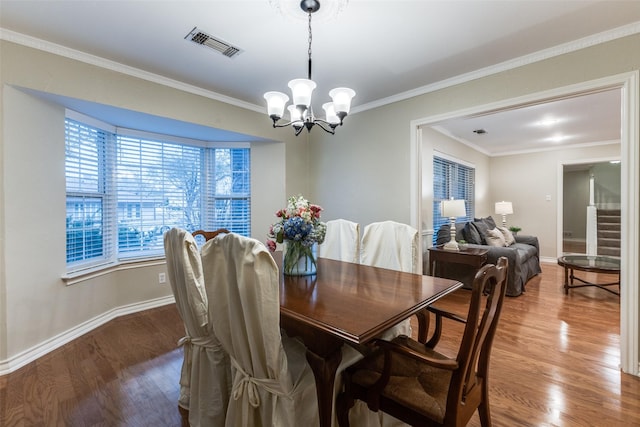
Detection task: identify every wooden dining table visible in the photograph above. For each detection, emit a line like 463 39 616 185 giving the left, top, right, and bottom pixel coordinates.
274 253 463 427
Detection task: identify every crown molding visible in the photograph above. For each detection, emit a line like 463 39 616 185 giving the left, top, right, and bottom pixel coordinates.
352 22 640 114
430 124 620 158
0 28 264 114
2 21 639 116
491 139 621 158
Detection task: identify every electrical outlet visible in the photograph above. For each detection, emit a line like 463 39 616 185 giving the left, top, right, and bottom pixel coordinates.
158 273 166 284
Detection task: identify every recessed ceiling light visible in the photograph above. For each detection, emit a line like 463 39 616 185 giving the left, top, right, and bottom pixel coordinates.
547 134 570 143
536 118 560 127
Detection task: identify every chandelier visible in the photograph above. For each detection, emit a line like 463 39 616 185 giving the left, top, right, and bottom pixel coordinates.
264 0 355 136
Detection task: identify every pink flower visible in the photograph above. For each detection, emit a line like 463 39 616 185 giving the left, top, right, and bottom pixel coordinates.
266 239 277 253
310 204 323 218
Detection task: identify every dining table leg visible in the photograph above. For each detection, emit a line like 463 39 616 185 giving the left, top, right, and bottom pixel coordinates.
305 341 343 427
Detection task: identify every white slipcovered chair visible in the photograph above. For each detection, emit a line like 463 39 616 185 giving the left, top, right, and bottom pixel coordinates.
338 221 420 427
318 219 361 263
360 221 419 274
163 228 232 427
360 220 419 338
201 232 319 427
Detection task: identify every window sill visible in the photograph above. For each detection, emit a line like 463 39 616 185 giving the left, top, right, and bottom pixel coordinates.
62 257 166 285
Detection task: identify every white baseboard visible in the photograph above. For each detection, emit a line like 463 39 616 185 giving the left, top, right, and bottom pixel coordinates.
0 295 176 376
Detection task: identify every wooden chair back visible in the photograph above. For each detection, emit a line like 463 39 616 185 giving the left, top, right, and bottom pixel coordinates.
192 228 230 241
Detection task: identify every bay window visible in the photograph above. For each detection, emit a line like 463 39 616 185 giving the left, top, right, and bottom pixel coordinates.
65 113 251 273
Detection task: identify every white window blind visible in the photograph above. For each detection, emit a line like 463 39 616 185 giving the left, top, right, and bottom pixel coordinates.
115 135 203 259
203 148 251 235
433 155 475 244
65 119 115 267
65 117 251 271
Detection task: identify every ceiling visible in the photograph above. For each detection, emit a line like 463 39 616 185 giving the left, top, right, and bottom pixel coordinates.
1 0 639 152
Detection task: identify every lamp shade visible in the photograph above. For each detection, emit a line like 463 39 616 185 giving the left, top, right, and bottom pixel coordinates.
264 91 289 119
441 199 466 218
288 78 316 107
495 201 513 215
287 105 303 123
329 87 356 114
322 102 340 124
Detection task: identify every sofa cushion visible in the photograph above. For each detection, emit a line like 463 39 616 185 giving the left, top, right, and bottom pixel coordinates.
514 242 538 262
435 223 466 246
485 227 506 247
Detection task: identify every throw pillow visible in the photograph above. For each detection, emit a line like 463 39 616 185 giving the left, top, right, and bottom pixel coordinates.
497 226 516 246
472 220 491 244
463 222 482 244
485 227 507 247
474 215 497 229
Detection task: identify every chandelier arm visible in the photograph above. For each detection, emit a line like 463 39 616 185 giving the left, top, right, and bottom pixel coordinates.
314 120 337 135
314 118 340 128
271 119 303 129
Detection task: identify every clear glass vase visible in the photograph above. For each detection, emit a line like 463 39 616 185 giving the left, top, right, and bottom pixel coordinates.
283 240 318 276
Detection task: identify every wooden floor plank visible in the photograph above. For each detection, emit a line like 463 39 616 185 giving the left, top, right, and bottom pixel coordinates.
1 264 639 426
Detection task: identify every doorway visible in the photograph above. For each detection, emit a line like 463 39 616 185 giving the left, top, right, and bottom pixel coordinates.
411 72 639 375
562 161 621 255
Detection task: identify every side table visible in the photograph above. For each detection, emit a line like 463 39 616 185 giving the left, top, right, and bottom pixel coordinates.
428 245 489 278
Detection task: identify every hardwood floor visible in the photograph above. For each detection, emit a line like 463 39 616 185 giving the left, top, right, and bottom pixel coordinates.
1 263 639 426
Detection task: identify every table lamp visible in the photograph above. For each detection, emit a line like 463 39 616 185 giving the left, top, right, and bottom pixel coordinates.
441 199 466 251
495 201 513 227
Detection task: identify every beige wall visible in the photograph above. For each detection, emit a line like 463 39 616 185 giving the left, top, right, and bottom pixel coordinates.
0 40 307 367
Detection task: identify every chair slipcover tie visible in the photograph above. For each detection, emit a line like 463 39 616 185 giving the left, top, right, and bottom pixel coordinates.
177 335 228 392
230 357 292 408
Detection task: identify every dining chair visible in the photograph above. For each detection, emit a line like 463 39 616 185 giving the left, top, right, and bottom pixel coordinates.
360 220 419 338
337 257 509 427
163 228 232 427
318 218 361 263
201 232 319 427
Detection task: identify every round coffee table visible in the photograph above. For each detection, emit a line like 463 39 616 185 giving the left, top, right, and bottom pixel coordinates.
557 255 620 295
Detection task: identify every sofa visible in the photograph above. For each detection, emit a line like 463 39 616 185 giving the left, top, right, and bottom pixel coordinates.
434 216 541 296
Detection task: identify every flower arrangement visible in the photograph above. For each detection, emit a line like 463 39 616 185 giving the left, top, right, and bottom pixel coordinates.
267 195 327 275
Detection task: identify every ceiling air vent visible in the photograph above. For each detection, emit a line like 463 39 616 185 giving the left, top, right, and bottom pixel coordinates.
185 27 242 58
